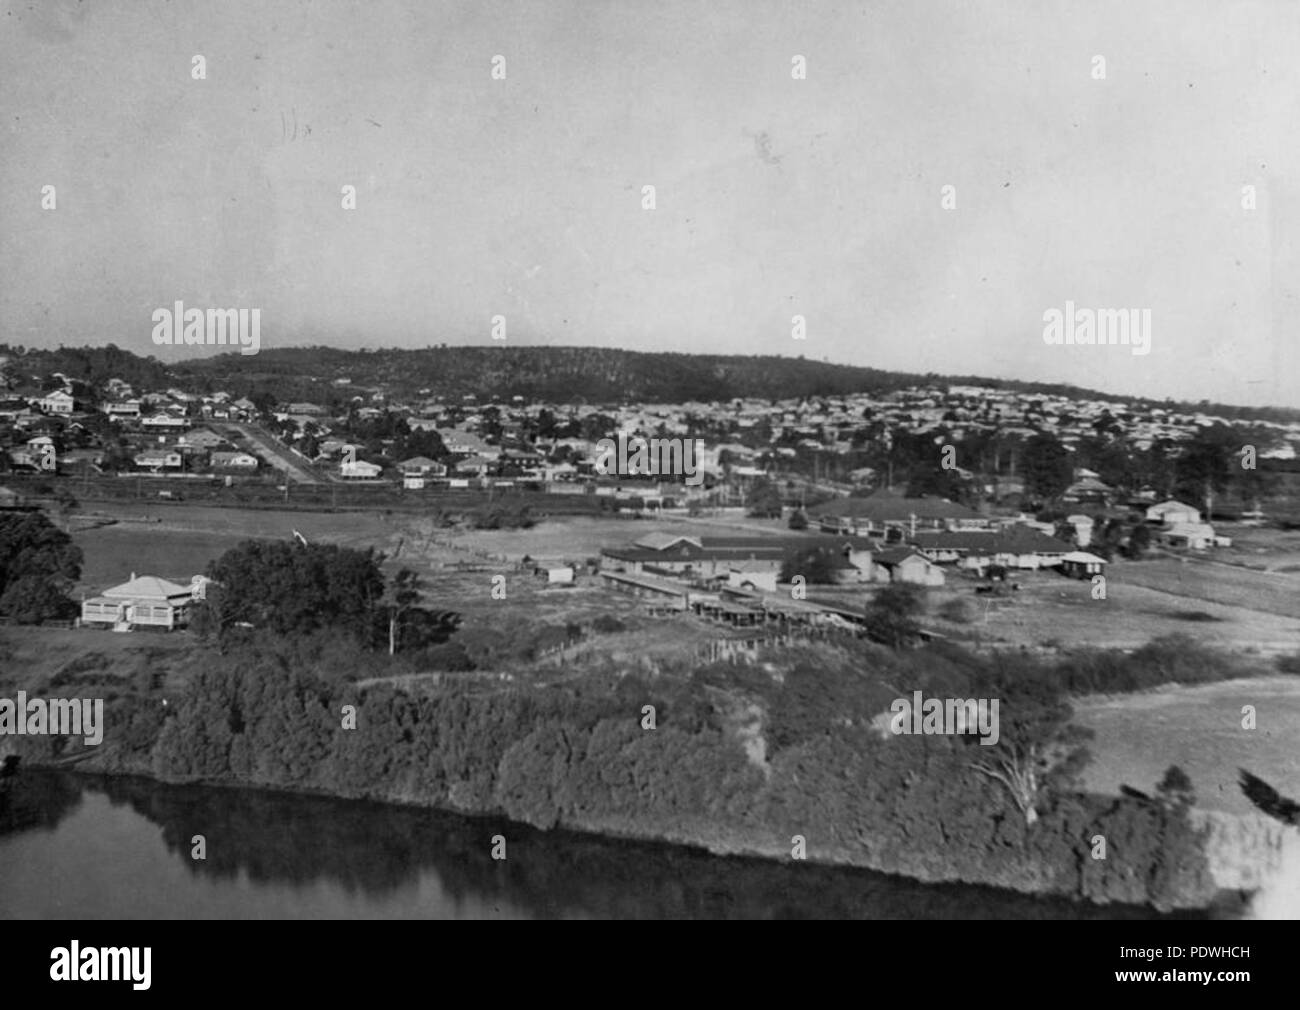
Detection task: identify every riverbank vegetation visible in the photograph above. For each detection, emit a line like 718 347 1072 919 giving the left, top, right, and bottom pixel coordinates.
4 621 1236 910
6 540 1282 910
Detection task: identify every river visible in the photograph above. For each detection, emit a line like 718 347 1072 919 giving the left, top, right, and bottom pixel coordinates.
0 770 1220 919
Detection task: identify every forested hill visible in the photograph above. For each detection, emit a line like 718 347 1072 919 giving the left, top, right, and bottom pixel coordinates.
1 342 1296 422
177 346 947 402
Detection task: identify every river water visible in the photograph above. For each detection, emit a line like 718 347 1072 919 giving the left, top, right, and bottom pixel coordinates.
0 770 1216 919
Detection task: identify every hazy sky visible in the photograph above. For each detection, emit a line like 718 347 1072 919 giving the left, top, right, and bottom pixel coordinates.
2 0 1297 407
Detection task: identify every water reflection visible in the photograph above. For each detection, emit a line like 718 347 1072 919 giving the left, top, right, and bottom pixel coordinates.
1 771 1212 920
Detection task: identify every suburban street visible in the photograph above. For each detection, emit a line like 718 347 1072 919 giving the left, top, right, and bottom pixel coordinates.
227 422 323 485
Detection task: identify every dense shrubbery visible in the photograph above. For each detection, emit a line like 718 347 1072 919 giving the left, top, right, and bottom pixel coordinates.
1047 636 1253 694
115 631 1217 909
0 512 82 623
199 540 386 642
192 542 462 657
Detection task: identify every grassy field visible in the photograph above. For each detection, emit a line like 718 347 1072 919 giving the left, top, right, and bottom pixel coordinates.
924 560 1300 654
1118 555 1300 620
70 503 417 591
427 514 790 565
1211 524 1300 572
1073 675 1300 816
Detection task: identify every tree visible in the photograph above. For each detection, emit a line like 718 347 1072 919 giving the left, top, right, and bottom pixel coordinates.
205 539 386 645
0 574 78 623
905 461 974 505
1156 765 1195 810
1174 424 1239 519
1021 433 1073 502
965 680 1092 827
779 546 838 585
745 478 783 518
787 509 808 530
1123 522 1151 560
0 512 82 623
385 568 423 656
863 582 924 649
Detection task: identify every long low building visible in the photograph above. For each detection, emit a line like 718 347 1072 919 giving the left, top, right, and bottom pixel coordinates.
599 531 876 582
910 527 1072 569
809 492 989 537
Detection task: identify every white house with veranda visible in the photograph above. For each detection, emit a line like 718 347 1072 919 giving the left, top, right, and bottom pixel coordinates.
81 574 200 631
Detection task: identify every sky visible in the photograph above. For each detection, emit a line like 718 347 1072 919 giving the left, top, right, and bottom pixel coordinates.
1 0 1297 408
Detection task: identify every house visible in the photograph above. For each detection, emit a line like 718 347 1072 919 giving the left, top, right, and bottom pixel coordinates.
340 459 383 479
810 492 988 538
1062 475 1113 505
37 390 76 415
0 398 36 422
910 527 1072 570
81 574 197 631
133 449 182 470
438 428 500 460
210 451 259 472
141 414 190 431
1060 551 1107 578
871 547 945 586
0 486 36 511
634 532 702 552
178 428 229 451
1146 500 1201 526
317 440 360 460
1155 522 1222 550
1064 514 1095 548
726 565 779 593
454 455 496 477
105 399 142 418
5 447 39 470
600 532 874 584
59 448 105 472
397 456 446 477
545 566 575 585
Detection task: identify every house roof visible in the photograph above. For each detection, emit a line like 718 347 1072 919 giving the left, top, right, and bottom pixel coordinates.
398 456 440 468
911 527 1071 554
1149 499 1199 513
810 492 984 523
634 532 702 551
101 575 192 602
181 429 227 446
873 547 930 567
1062 551 1107 564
